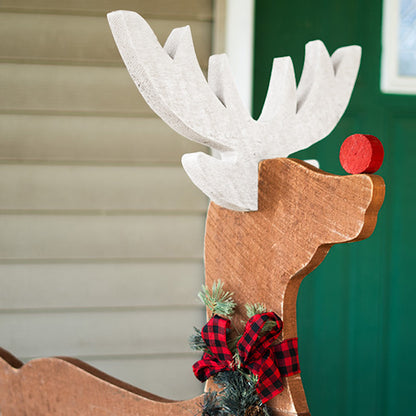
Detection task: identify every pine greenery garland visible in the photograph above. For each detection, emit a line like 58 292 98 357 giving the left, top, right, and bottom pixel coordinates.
198 280 236 318
193 284 274 416
197 372 271 416
200 391 223 416
213 371 270 416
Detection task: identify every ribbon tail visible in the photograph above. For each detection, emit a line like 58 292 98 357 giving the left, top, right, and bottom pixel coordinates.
273 338 300 377
250 354 284 403
254 338 301 402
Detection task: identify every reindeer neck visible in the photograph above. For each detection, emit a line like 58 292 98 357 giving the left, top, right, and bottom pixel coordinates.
204 193 318 339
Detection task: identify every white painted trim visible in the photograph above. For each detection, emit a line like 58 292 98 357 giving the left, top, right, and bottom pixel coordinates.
381 0 416 94
223 0 255 112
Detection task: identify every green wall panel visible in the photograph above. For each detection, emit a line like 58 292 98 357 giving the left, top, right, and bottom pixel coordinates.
254 1 415 415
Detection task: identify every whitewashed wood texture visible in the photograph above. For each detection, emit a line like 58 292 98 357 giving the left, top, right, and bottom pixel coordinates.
108 10 361 211
0 0 212 399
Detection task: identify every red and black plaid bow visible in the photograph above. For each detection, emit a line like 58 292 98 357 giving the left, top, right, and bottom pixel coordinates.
192 312 300 403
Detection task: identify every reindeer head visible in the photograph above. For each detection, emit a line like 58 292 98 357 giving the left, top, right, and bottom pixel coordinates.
204 158 385 334
107 11 361 211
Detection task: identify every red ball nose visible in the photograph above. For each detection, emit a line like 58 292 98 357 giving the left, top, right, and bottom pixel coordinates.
339 134 384 174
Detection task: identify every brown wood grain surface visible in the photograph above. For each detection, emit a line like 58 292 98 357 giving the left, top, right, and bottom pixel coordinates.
0 158 385 415
205 158 385 415
0 348 202 416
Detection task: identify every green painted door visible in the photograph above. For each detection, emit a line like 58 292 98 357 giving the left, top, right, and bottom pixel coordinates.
253 1 415 415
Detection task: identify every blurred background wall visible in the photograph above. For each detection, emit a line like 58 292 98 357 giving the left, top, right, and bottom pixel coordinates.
254 1 415 415
0 0 214 399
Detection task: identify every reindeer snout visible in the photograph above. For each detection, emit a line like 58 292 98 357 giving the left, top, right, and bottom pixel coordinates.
340 134 384 174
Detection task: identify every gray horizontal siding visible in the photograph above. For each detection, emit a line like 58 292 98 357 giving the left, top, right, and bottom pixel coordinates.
0 165 206 212
0 12 211 66
0 214 205 259
0 262 203 309
0 64 151 115
0 0 213 20
0 0 212 400
0 308 205 357
0 114 206 163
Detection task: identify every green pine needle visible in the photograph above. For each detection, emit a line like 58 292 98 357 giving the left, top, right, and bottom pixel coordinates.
245 303 267 318
200 390 223 416
198 280 236 318
213 371 269 416
227 334 242 356
260 320 277 334
189 326 207 352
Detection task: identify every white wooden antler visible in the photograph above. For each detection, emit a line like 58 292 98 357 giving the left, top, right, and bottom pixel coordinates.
107 11 361 211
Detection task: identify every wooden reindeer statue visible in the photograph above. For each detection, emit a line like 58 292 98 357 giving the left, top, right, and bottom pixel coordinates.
0 11 385 416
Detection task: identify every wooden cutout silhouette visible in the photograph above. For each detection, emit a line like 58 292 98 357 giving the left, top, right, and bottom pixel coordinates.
0 158 385 415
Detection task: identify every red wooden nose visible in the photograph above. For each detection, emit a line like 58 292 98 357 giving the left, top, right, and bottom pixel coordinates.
339 134 384 174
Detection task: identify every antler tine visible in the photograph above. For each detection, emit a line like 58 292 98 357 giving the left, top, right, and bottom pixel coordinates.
293 41 361 154
208 54 252 120
107 11 238 152
331 45 362 94
258 56 297 123
296 40 335 112
258 41 361 158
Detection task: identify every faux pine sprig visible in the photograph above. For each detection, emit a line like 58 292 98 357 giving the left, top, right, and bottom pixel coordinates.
198 280 236 318
200 391 222 416
213 371 270 416
245 303 267 318
189 326 208 352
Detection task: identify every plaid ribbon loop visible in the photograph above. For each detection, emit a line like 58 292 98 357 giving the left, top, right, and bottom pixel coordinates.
192 312 300 403
193 315 234 381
